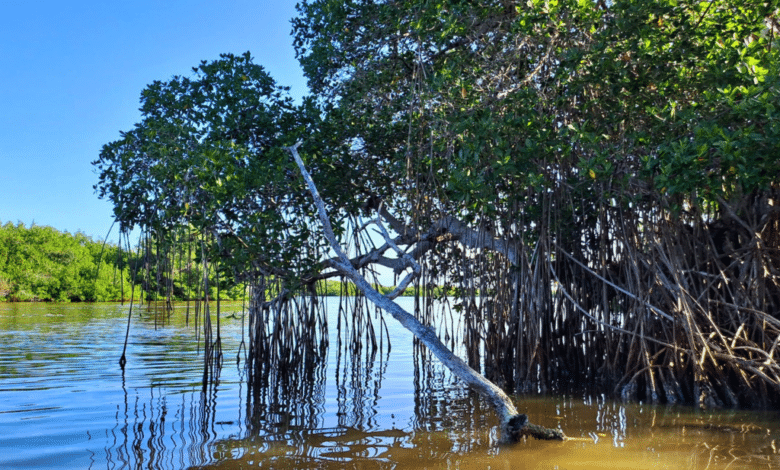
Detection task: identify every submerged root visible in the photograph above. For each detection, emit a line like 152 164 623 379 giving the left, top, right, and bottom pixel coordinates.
504 413 566 442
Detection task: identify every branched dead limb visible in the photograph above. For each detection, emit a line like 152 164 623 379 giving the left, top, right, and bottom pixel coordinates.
287 141 565 443
314 199 520 277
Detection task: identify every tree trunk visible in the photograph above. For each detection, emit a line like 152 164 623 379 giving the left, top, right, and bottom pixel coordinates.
288 142 565 442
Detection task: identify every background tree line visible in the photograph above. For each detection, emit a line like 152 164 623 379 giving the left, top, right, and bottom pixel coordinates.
0 221 423 302
0 221 246 302
94 0 780 408
0 222 130 301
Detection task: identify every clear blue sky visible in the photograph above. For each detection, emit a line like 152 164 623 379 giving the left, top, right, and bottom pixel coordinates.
0 0 307 242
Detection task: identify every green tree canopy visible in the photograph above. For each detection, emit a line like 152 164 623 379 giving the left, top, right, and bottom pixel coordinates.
95 53 337 283
96 2 780 408
0 222 132 301
292 0 780 223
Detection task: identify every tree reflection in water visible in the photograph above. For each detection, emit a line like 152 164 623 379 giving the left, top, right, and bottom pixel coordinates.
97 300 780 469
199 295 508 468
108 369 220 468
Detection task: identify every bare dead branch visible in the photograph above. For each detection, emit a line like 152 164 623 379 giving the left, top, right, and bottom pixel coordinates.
287 141 564 442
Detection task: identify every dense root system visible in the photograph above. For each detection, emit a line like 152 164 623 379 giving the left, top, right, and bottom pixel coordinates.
432 185 780 409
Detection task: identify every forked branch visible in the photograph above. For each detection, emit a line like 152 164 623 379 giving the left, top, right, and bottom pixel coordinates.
287 141 565 443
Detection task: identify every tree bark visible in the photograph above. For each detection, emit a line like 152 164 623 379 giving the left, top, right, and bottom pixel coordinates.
287 142 565 443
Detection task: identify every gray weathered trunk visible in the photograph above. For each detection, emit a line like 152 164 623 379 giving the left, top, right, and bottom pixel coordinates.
287 142 564 442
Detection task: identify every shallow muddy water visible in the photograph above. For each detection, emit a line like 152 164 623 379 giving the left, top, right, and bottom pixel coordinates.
0 299 778 469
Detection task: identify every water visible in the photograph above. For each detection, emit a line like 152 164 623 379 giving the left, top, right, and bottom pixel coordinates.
1 300 779 469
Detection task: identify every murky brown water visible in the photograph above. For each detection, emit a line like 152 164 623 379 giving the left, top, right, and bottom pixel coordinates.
1 300 778 469
198 394 780 469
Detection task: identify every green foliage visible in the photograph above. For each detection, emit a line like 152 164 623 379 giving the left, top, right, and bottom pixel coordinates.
91 2 780 404
568 0 780 205
292 0 780 225
0 222 246 302
0 222 133 302
96 1 780 297
93 52 334 284
314 279 456 297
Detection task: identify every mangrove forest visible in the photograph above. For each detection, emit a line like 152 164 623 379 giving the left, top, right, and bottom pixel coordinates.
0 222 132 302
92 0 780 440
0 221 249 302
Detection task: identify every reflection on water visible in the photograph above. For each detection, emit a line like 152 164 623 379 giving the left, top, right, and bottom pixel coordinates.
0 300 779 469
0 301 246 469
203 394 780 469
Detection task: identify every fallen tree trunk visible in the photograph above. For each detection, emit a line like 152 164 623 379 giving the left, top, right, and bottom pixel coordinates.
287 142 565 443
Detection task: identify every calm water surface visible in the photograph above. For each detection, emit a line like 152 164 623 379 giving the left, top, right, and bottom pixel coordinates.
1 300 779 469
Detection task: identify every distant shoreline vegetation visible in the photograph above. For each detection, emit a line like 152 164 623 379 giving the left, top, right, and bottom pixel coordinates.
0 221 135 302
0 222 455 302
314 280 459 298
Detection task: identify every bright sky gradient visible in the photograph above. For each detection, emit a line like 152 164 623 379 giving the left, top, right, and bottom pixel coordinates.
0 0 307 242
